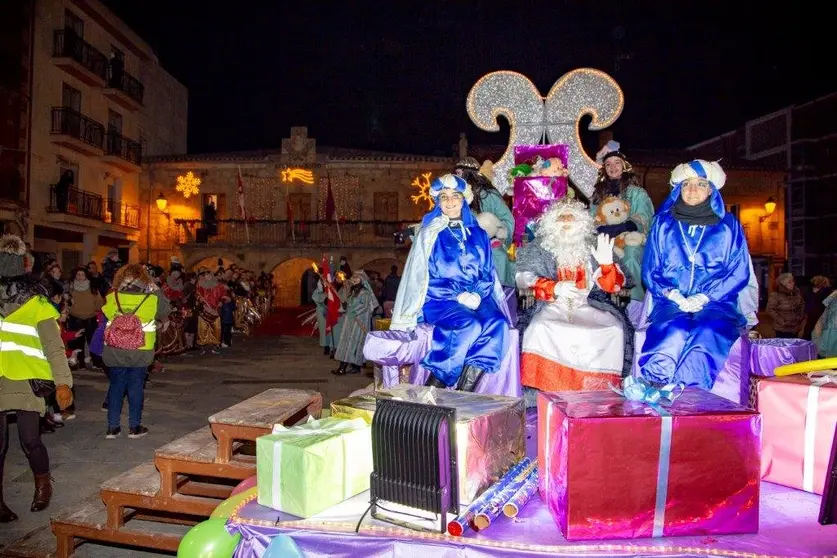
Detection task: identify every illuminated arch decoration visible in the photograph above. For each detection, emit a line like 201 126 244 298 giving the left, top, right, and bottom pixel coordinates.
281 167 315 184
466 68 624 198
175 171 201 199
410 172 434 210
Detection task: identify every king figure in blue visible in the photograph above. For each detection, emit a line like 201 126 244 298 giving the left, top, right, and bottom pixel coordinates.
390 174 511 391
638 160 751 389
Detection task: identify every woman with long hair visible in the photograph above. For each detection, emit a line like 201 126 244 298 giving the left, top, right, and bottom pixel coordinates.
454 156 515 288
590 144 654 303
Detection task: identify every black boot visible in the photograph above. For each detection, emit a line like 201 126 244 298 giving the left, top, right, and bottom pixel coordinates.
345 364 361 374
424 373 447 388
331 362 348 375
0 476 18 523
456 365 485 392
323 346 330 356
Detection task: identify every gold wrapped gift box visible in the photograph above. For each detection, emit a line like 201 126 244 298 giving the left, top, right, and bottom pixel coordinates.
330 385 525 504
374 318 391 331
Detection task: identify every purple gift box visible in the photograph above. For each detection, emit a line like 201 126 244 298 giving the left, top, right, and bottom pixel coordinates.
512 144 569 244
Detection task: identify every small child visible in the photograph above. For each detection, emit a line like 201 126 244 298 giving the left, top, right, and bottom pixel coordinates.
220 294 236 348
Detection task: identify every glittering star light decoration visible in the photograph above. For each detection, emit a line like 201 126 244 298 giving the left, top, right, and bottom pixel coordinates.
466 68 624 198
410 172 434 210
175 171 201 199
281 167 315 184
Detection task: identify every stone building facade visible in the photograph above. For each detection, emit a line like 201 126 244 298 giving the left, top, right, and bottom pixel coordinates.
141 127 452 306
24 0 186 273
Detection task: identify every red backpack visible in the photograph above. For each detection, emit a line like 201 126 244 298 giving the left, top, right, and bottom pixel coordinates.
104 292 151 350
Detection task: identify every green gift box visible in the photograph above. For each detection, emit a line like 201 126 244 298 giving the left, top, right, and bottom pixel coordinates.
256 416 372 518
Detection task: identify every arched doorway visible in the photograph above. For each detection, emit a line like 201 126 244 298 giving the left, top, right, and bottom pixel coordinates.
191 256 235 273
270 257 316 308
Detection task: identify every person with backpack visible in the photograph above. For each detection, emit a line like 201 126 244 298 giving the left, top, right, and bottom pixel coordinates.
101 264 170 439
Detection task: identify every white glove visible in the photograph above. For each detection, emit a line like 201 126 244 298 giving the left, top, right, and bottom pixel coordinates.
456 292 481 310
553 281 581 300
666 289 692 313
684 294 710 313
590 233 615 266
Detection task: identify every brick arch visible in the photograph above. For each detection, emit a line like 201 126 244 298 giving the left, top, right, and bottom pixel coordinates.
268 256 318 308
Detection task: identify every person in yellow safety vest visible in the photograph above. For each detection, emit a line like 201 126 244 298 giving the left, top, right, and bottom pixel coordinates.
101 263 170 440
0 235 73 523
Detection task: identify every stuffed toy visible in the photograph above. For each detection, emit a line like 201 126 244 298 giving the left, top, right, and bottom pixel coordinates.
510 155 569 179
594 196 645 258
476 212 509 250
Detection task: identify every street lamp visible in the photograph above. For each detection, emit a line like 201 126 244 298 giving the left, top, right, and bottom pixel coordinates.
156 192 168 212
760 196 777 222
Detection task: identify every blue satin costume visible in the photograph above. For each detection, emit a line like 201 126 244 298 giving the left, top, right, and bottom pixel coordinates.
638 167 750 389
420 205 509 387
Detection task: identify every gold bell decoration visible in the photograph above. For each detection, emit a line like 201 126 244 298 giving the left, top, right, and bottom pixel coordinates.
507 242 517 262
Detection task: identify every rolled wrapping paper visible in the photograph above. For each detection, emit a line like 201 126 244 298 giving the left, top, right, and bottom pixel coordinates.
502 467 538 517
473 461 537 530
447 457 532 537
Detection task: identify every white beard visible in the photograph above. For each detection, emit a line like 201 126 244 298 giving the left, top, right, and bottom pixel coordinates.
542 225 592 270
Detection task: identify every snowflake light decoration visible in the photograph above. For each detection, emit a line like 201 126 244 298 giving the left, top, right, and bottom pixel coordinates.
176 171 201 199
410 172 434 210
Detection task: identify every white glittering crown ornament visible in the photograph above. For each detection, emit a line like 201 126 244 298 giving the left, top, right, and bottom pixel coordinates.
466 69 624 198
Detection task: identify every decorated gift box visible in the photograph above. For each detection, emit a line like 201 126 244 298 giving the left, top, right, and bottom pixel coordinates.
538 386 761 541
330 384 525 505
759 374 837 494
256 416 372 518
512 144 569 244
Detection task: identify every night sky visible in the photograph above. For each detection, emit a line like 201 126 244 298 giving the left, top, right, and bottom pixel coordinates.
102 1 830 156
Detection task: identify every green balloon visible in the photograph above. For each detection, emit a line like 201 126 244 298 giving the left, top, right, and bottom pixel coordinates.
210 486 257 520
177 518 241 558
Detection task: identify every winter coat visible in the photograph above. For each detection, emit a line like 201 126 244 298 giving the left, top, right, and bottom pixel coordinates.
767 284 806 334
0 277 73 415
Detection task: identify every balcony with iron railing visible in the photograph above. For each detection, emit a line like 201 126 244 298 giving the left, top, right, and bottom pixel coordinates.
47 186 140 229
173 219 407 247
104 69 145 111
52 29 108 86
104 199 141 228
103 129 142 172
50 107 105 156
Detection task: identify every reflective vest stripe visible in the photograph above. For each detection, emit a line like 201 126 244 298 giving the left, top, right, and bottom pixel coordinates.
0 341 47 360
0 296 57 382
0 322 39 337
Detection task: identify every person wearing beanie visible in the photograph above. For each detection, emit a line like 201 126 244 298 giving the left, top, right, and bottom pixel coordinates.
0 235 74 523
637 160 753 390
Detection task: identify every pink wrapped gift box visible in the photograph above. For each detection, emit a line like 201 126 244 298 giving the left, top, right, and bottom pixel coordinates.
759 375 837 494
512 144 569 244
538 388 761 541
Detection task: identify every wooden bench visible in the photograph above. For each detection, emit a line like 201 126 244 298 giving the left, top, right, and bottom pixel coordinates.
50 495 191 558
208 388 322 463
100 462 222 528
154 426 254 500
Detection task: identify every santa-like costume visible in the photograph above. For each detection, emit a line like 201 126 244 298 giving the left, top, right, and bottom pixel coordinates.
195 269 226 347
516 199 630 391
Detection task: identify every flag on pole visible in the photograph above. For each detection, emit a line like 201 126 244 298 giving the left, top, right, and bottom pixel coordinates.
319 255 341 333
325 178 336 222
286 186 296 242
237 166 250 243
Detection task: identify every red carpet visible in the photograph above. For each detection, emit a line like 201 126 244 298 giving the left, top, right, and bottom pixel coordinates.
254 306 318 337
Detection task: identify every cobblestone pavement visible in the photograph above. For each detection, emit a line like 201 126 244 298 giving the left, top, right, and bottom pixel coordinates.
0 334 370 556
